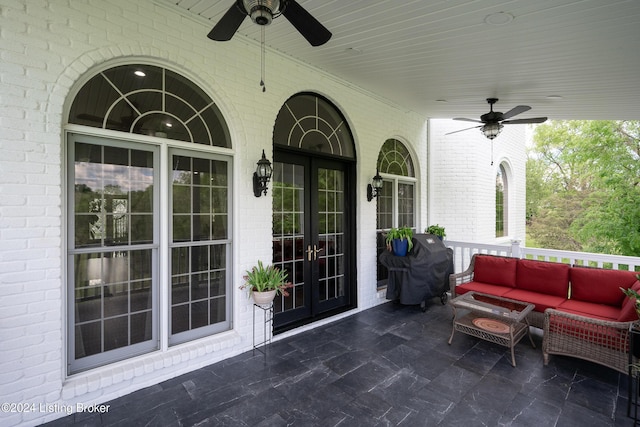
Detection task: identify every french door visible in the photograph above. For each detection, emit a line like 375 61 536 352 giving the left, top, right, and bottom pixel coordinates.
272 151 355 330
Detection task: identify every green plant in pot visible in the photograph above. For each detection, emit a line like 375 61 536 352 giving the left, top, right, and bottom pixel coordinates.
621 274 640 319
425 224 446 240
621 274 640 360
241 260 292 305
386 226 414 256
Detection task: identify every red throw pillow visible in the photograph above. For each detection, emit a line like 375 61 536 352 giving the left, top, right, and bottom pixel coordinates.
473 255 518 287
516 259 570 297
617 280 640 322
571 267 638 306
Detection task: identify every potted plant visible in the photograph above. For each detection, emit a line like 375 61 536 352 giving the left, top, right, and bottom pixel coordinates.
621 276 640 319
620 275 640 358
426 224 446 240
241 260 292 305
386 226 414 256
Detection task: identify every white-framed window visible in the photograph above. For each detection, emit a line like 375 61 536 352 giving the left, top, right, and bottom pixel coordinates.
375 139 416 285
67 135 160 373
66 63 232 374
496 163 508 238
168 149 232 345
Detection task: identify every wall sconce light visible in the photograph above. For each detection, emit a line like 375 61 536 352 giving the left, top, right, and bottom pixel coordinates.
253 149 273 197
367 169 383 202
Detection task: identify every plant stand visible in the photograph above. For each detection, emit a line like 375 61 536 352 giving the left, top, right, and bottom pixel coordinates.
628 323 640 424
253 302 273 359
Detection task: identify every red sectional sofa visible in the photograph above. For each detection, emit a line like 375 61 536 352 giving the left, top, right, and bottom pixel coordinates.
449 253 640 373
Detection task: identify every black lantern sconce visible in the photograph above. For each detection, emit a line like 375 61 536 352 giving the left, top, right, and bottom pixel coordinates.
253 149 273 197
367 169 384 202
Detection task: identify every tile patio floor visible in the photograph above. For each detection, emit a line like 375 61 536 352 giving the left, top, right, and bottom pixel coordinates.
44 299 636 426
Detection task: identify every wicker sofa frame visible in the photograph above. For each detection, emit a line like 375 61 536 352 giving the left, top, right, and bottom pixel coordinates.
543 309 635 374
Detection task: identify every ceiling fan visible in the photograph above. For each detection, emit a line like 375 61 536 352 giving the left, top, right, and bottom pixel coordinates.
207 0 332 47
447 98 548 140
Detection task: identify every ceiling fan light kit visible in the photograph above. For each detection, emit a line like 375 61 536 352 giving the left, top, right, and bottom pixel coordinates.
481 122 503 140
448 98 547 140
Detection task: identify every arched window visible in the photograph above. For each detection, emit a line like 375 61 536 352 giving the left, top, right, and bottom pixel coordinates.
66 63 232 374
69 64 230 146
273 93 355 158
496 164 508 237
375 139 416 285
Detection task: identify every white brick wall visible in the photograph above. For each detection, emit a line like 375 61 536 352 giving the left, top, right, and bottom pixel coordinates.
428 119 526 243
0 1 523 426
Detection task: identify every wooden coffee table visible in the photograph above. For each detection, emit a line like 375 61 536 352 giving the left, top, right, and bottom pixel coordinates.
448 292 535 367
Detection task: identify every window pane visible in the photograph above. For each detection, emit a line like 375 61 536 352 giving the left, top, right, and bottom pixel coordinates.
496 165 507 237
130 214 153 244
169 243 229 341
173 215 191 242
74 143 154 248
194 214 212 241
170 151 230 344
376 181 393 230
398 183 415 228
173 186 191 213
73 248 155 365
131 311 152 344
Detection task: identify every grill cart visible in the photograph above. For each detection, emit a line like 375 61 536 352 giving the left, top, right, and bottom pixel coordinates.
379 233 454 311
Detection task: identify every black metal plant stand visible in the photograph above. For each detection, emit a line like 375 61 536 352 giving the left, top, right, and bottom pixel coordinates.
628 322 640 425
253 302 273 358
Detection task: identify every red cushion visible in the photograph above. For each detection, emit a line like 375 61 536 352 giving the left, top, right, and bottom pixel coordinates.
456 281 512 297
617 280 640 322
503 288 566 313
516 259 569 297
473 255 518 287
557 300 620 321
570 267 638 306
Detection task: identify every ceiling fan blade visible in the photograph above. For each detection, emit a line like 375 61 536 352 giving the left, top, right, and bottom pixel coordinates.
501 105 531 120
502 117 548 125
453 117 484 124
282 0 332 46
207 2 247 41
446 125 481 135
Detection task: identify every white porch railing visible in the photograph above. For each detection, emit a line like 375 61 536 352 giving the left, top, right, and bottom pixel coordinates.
445 239 640 274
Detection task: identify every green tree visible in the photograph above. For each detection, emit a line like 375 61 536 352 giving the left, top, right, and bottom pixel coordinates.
527 120 640 256
525 155 552 224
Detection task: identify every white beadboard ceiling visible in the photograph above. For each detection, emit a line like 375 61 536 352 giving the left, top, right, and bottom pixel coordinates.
162 0 640 120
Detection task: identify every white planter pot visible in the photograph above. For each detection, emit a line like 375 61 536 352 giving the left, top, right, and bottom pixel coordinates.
252 289 277 305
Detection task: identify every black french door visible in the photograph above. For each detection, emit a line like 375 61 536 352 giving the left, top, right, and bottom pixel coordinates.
272 151 355 330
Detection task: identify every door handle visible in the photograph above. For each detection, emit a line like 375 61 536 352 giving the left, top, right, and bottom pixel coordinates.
306 245 324 261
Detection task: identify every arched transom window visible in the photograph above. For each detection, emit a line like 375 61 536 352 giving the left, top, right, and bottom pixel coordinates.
273 93 354 158
377 138 415 177
69 64 230 146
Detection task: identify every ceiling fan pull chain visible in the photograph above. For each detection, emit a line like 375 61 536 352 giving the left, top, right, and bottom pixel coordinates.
491 140 494 165
260 26 266 92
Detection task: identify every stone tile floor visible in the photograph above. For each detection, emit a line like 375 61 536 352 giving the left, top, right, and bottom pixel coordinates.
45 299 637 426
